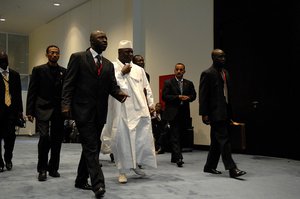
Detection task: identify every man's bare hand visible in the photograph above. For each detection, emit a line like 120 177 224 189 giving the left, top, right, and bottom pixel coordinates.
121 64 131 75
149 107 155 115
118 91 130 103
179 95 190 101
27 115 34 123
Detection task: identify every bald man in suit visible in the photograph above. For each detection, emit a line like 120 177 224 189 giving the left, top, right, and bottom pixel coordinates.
61 30 128 198
199 49 246 178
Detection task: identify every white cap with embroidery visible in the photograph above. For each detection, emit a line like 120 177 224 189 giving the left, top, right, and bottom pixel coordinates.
118 40 133 49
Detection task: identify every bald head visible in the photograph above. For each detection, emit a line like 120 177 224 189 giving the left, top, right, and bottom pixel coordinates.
211 49 225 59
90 30 108 54
211 49 226 68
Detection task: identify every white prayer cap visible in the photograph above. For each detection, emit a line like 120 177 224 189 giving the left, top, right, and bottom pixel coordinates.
118 40 133 49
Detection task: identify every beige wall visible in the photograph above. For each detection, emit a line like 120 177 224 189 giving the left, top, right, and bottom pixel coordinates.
28 0 213 145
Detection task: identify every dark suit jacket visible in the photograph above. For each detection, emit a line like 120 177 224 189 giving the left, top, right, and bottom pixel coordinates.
199 65 232 122
61 50 123 124
0 69 23 120
162 77 196 122
26 64 66 121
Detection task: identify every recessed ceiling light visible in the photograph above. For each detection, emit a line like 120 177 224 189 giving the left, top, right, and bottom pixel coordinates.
53 3 61 6
0 18 6 22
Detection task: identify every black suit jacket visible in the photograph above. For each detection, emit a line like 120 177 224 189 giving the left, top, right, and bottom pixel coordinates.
26 64 66 120
0 69 23 120
199 65 232 122
162 77 196 122
61 50 123 124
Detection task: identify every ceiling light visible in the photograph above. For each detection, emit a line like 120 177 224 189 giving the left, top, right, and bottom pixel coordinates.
53 3 61 6
0 18 6 22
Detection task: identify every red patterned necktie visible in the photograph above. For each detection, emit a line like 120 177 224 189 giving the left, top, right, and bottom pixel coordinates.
96 55 103 76
221 69 228 103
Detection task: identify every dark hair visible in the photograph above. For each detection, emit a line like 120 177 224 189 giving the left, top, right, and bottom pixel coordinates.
46 45 59 54
175 62 185 67
132 54 143 61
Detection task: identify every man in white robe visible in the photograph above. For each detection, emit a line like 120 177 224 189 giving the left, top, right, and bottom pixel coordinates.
101 40 157 183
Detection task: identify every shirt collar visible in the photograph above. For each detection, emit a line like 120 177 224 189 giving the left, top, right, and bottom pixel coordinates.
0 67 9 74
90 48 102 58
175 76 183 82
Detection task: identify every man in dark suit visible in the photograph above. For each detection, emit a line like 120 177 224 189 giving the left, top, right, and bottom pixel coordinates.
199 49 246 178
61 30 128 198
26 45 66 181
162 63 196 167
0 50 23 172
132 55 150 82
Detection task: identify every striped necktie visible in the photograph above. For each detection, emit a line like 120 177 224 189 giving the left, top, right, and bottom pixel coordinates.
2 71 11 106
178 79 183 105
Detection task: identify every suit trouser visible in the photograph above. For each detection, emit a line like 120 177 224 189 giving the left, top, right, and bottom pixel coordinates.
75 120 104 192
36 110 64 173
205 120 236 170
169 118 185 161
0 119 16 167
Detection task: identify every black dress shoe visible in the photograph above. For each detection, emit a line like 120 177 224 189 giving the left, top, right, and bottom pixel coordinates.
176 159 184 167
229 168 246 178
6 162 12 170
75 183 92 190
0 167 4 172
49 171 60 177
95 187 106 198
38 171 47 181
204 167 222 174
